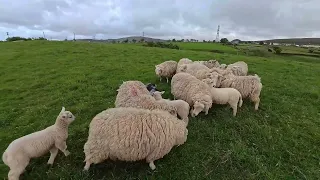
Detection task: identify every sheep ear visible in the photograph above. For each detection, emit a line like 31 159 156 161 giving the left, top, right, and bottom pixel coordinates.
60 107 65 113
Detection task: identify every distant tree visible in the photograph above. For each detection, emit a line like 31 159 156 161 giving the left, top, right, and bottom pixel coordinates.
172 39 176 42
308 49 314 53
112 40 116 43
139 38 145 43
220 38 228 44
212 40 216 43
273 46 282 54
123 39 128 43
259 41 264 45
203 40 206 42
132 39 137 43
181 39 184 42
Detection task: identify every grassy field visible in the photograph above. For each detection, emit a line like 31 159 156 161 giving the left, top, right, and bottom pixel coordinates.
0 41 319 180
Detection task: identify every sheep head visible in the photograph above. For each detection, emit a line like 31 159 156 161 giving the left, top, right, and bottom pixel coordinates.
190 101 205 117
56 107 76 126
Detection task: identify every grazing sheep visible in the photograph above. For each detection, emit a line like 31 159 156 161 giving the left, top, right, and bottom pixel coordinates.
219 73 262 110
115 81 177 116
226 61 248 76
194 60 220 69
152 91 190 125
202 78 243 116
155 60 178 83
176 58 193 73
171 72 213 117
2 107 75 180
177 63 218 80
83 107 188 171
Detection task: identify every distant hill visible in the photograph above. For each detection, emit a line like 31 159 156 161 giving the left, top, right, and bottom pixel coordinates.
75 36 167 43
254 38 320 45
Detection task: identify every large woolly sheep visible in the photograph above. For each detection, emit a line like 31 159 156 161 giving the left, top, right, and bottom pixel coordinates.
171 72 213 117
2 107 75 180
177 63 218 81
176 58 193 73
152 91 190 125
83 107 188 171
202 78 243 116
219 73 262 110
226 61 248 76
155 60 178 83
196 59 220 69
115 81 177 116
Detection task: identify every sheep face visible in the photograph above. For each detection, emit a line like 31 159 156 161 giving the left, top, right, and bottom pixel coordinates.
177 64 187 72
190 101 205 117
152 91 165 100
56 107 75 124
155 65 162 75
202 78 215 87
207 72 221 87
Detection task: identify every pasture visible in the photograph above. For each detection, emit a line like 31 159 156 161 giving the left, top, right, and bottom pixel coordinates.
0 41 319 179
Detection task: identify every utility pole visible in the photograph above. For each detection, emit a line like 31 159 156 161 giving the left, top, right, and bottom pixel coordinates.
215 25 220 42
43 31 46 39
142 32 144 37
73 32 75 41
6 32 9 38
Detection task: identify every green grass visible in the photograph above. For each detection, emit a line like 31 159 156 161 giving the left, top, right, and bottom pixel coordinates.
174 42 239 54
0 41 320 180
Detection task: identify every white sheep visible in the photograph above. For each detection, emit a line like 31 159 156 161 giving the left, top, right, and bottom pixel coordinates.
115 81 177 116
219 73 262 110
2 107 75 180
202 78 243 116
155 60 178 83
177 63 216 80
226 61 248 76
151 91 190 125
171 72 213 117
194 59 220 69
176 58 193 73
83 107 188 171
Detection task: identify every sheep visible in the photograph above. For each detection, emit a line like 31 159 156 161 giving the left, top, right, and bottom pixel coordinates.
202 78 243 116
151 91 190 125
219 64 227 69
177 63 214 80
2 107 75 180
226 61 248 76
210 66 244 77
171 72 213 117
219 73 262 110
176 58 193 73
83 107 188 171
194 59 220 69
155 60 178 83
115 81 177 116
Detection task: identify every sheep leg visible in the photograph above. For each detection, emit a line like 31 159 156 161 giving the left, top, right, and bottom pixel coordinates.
166 77 169 83
55 141 70 156
159 77 162 82
251 96 260 110
8 158 29 180
47 147 59 165
231 103 238 116
83 161 91 171
204 106 209 115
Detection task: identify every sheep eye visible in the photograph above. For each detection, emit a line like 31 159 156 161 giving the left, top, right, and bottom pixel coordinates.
69 115 72 118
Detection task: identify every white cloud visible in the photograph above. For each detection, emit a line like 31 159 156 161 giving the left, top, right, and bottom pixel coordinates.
0 0 319 41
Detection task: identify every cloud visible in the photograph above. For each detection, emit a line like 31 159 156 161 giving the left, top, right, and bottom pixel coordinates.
0 0 319 41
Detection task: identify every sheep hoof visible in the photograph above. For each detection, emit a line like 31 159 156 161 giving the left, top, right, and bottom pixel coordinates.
149 162 156 170
64 150 70 156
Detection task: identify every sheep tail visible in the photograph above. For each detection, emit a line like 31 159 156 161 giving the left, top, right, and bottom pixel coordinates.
2 151 8 165
238 94 243 107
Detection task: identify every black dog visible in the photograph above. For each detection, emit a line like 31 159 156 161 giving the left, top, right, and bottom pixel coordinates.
145 83 159 93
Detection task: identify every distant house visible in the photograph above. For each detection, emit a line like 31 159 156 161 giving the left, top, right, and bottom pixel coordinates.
231 39 241 45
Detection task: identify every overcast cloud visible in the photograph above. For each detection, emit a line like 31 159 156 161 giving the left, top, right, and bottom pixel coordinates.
0 0 319 41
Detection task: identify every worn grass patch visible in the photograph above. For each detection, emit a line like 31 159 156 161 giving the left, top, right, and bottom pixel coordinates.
0 41 319 179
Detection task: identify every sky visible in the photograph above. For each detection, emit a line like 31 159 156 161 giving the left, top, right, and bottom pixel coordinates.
0 0 319 41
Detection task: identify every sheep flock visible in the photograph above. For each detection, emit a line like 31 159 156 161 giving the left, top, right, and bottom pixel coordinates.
2 57 262 180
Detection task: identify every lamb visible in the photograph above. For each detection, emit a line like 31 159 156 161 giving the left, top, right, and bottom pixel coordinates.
219 73 262 110
151 91 190 125
155 60 178 83
226 61 248 76
202 78 243 116
171 72 213 117
83 107 188 171
115 81 177 116
2 107 75 180
176 58 193 73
